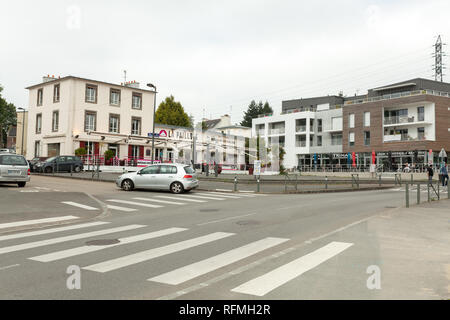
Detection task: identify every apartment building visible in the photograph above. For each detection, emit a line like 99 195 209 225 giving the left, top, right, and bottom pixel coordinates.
252 78 450 170
25 75 156 160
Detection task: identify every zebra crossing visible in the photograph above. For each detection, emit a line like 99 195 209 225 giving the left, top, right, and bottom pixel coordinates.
62 191 267 213
0 217 353 297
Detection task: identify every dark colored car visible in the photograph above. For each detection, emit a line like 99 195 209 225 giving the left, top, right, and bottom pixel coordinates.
28 157 48 172
36 156 84 173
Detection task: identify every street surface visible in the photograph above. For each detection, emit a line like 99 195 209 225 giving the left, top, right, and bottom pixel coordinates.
0 175 448 299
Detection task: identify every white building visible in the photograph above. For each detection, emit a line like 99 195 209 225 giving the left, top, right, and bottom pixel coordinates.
25 75 156 160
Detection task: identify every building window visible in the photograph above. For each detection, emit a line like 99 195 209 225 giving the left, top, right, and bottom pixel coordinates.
109 114 120 133
418 127 425 140
131 117 141 135
53 84 60 103
131 145 140 158
349 113 355 128
309 135 314 147
36 113 42 134
418 106 424 121
84 111 97 132
37 88 43 106
317 119 322 132
52 111 59 132
331 133 342 145
85 84 97 103
34 141 40 157
110 89 121 106
364 112 370 126
364 131 370 146
132 93 142 109
317 136 322 146
349 132 355 147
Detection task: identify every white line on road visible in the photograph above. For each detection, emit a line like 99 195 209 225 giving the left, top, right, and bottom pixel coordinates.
231 241 354 296
106 205 138 212
61 202 98 211
132 197 186 205
149 237 289 285
179 194 225 200
0 224 145 255
155 195 207 203
197 213 258 226
0 264 20 271
83 232 234 273
216 189 232 192
0 221 109 242
106 199 163 208
0 216 79 230
195 192 242 199
29 227 188 262
206 192 256 197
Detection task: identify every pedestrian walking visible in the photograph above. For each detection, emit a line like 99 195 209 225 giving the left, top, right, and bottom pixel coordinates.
426 164 434 184
440 163 449 186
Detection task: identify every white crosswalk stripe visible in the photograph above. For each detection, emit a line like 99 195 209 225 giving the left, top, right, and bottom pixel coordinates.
177 194 225 200
207 192 256 198
155 195 207 203
0 216 80 230
106 199 163 208
194 192 242 199
0 221 109 242
106 205 137 212
83 232 234 273
29 227 187 262
231 241 353 296
0 224 145 255
132 197 186 205
149 237 289 285
61 202 98 211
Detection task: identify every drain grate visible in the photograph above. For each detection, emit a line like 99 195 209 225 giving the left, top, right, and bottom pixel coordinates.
236 220 260 226
199 209 219 212
85 239 120 246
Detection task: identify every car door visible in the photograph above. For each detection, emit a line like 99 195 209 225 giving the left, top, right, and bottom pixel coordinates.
134 165 159 189
55 156 68 172
154 165 177 190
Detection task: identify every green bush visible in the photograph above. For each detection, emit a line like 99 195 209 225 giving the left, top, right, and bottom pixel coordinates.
75 147 87 156
104 149 115 161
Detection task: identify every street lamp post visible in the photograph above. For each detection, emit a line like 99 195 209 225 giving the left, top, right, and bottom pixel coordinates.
17 107 25 156
146 83 157 163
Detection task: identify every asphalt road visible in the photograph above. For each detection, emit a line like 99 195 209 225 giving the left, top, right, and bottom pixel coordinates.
0 176 447 299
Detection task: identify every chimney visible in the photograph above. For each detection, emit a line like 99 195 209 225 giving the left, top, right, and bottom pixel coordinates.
220 114 231 126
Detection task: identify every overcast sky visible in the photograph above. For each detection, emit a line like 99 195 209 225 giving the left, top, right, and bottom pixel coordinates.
1 0 449 124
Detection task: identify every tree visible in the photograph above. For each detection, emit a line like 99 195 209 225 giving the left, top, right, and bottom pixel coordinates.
240 100 273 127
0 86 17 148
75 147 87 157
155 95 192 128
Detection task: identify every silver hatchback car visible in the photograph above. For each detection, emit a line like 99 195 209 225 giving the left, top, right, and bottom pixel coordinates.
116 163 199 193
0 153 30 187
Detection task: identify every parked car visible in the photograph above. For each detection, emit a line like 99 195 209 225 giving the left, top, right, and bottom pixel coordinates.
0 153 30 187
0 148 14 154
116 163 198 194
28 157 48 172
36 155 84 173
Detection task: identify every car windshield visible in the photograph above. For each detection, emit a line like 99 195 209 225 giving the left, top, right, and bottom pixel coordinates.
0 155 27 166
184 166 195 174
45 157 57 162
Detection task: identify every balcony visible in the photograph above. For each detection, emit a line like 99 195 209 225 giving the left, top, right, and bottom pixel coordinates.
384 116 415 125
383 134 428 142
268 128 285 135
296 141 307 147
296 125 306 133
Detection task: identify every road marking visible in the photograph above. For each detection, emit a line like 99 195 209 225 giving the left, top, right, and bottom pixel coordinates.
206 192 256 198
29 227 187 262
132 197 186 205
231 241 354 296
239 190 256 193
197 212 258 226
155 195 207 203
106 199 163 208
61 202 98 211
0 224 145 255
83 232 234 273
0 264 20 271
216 189 232 192
106 205 137 212
194 192 242 199
0 216 79 230
149 237 289 285
180 194 225 200
0 222 109 242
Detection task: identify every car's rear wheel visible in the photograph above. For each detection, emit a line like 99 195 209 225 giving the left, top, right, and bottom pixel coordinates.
45 166 53 173
18 182 26 188
170 182 184 194
121 179 134 191
74 166 81 173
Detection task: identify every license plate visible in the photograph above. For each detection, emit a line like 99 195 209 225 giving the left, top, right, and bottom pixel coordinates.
8 170 21 176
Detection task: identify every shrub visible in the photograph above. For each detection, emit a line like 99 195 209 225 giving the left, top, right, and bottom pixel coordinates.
75 147 87 157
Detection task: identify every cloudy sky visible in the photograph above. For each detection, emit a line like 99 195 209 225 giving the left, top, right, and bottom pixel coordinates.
1 0 449 124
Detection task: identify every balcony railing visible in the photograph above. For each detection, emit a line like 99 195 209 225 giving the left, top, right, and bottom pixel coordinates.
296 125 306 132
384 116 415 125
269 128 285 135
296 141 307 147
383 134 428 142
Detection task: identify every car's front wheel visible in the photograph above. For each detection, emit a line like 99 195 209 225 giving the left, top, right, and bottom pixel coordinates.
18 182 26 188
170 182 184 194
74 166 81 173
45 166 53 173
121 179 134 191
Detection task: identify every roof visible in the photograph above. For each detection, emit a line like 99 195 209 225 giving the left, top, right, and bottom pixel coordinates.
25 75 157 94
216 125 251 130
203 119 221 129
